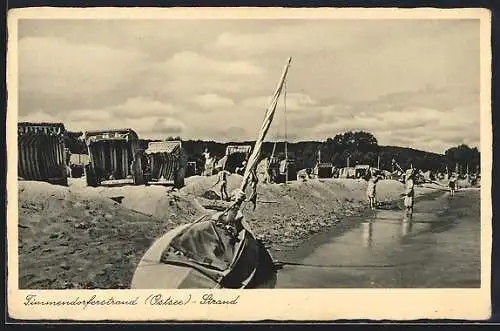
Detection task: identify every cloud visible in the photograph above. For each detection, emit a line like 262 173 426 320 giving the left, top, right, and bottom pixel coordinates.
311 104 479 153
141 52 268 99
15 20 481 154
113 97 177 118
151 118 186 135
162 51 263 76
19 37 147 98
21 98 186 139
211 21 372 56
18 111 60 123
66 110 114 122
372 86 479 111
240 93 317 113
192 94 235 109
64 97 178 121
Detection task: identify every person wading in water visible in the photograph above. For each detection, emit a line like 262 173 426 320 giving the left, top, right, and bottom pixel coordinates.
448 173 457 197
366 170 380 210
403 168 416 216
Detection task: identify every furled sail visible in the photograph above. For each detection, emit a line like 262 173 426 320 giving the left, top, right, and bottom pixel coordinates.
225 57 292 216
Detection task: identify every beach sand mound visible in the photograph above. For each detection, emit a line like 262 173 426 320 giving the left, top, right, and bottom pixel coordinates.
68 177 205 219
181 174 243 198
18 180 203 289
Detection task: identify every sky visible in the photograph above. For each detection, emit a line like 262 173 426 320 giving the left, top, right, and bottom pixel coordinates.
17 19 480 154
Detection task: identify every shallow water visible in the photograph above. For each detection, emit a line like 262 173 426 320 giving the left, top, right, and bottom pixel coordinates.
276 190 481 288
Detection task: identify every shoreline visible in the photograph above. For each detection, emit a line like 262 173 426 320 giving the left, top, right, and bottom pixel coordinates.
272 189 447 263
17 178 465 289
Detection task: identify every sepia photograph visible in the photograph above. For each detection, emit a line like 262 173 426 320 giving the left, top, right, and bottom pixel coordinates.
7 7 492 321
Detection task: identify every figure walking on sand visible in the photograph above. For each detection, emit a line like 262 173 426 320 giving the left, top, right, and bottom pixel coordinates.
366 171 380 210
214 165 231 201
448 173 457 197
403 168 416 216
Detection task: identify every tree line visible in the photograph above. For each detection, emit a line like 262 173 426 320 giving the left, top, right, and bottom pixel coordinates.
64 130 480 175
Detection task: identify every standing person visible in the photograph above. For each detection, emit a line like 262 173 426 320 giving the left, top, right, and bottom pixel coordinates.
202 148 210 160
366 172 380 210
214 165 231 201
403 168 416 216
449 173 457 197
263 158 271 184
129 159 135 179
66 163 72 179
202 148 212 176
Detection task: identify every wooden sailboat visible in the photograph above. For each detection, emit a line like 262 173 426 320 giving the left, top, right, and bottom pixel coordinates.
131 58 292 289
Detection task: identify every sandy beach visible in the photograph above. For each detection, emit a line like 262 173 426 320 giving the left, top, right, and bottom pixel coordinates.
17 175 447 289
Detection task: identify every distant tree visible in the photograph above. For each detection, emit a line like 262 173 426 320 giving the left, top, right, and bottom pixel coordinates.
326 131 378 166
64 131 86 154
331 131 378 153
445 144 480 174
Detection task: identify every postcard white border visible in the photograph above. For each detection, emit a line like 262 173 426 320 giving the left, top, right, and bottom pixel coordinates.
6 7 492 321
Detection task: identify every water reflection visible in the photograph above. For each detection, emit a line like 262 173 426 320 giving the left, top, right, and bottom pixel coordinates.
360 213 416 248
361 221 374 248
276 192 480 288
401 214 413 237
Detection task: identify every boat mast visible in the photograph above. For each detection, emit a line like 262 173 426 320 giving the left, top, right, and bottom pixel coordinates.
284 79 288 183
224 57 292 215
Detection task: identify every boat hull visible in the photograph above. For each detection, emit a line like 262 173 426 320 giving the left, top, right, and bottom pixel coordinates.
131 221 277 289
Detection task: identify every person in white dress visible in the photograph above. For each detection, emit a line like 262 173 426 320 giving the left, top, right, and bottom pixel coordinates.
366 171 380 210
403 168 416 216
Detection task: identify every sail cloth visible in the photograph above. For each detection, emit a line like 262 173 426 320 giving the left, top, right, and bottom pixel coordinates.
233 57 292 207
162 217 235 271
159 216 263 288
154 58 292 289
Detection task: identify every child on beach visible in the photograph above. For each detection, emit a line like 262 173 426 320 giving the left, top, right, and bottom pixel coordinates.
366 172 380 210
448 174 457 197
403 168 416 216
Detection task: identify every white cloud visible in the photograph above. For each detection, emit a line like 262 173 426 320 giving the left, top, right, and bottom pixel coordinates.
16 20 481 153
240 93 317 113
18 111 60 123
211 22 367 56
113 97 177 118
193 94 235 109
63 97 177 122
162 51 263 76
140 52 268 99
66 109 114 122
150 118 186 135
19 37 147 98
